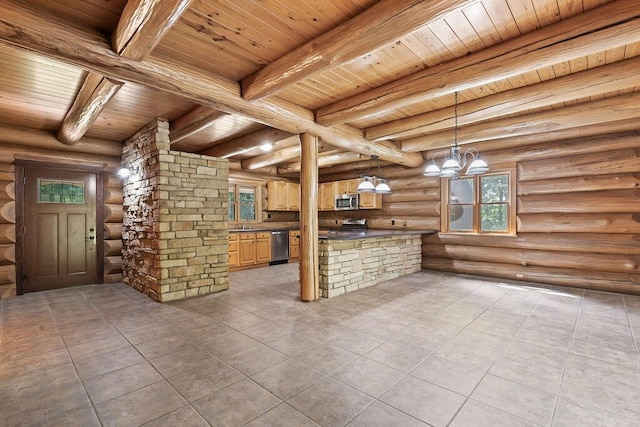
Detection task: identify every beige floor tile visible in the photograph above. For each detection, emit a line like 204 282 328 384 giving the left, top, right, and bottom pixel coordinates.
450 400 539 427
328 329 385 355
134 333 194 360
471 374 557 426
75 346 145 380
150 345 214 378
264 331 324 356
434 329 509 371
489 339 567 393
67 334 131 361
84 361 163 404
411 355 485 396
96 381 186 426
288 377 374 427
167 356 244 402
245 403 320 426
141 405 209 427
381 375 466 427
561 353 640 420
332 357 405 398
193 378 281 425
199 330 261 358
223 342 289 376
553 398 640 427
252 359 326 400
366 340 430 373
347 401 427 426
295 344 359 374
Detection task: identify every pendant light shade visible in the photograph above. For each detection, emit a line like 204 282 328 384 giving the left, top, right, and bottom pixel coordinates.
356 156 392 194
357 176 376 192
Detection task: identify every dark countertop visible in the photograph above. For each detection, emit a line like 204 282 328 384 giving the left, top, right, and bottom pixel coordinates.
229 228 436 240
318 229 436 240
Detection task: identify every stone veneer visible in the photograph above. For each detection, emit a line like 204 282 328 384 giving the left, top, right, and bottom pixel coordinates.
121 118 229 302
318 234 422 298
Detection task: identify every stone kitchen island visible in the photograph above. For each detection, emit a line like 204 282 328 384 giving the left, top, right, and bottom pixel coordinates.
318 230 435 298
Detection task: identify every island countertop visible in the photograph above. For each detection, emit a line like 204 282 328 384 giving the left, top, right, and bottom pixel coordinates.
318 229 436 240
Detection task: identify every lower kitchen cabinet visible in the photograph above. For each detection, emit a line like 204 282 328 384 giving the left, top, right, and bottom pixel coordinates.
289 230 300 260
229 233 239 268
230 231 271 270
255 232 271 263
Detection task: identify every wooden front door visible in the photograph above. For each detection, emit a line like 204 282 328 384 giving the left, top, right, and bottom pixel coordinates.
23 168 98 292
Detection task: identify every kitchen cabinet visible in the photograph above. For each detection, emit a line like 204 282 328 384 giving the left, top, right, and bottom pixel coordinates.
336 178 359 194
289 230 300 260
319 182 336 211
228 233 239 268
267 181 300 211
359 186 382 209
239 233 257 266
231 231 271 270
287 182 300 211
255 232 271 263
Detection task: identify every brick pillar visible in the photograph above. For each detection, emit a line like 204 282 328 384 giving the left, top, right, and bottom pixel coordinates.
121 118 229 302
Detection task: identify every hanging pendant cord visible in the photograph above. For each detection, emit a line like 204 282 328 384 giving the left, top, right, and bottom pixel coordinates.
454 91 458 148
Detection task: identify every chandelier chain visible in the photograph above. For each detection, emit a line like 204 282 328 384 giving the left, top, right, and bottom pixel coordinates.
454 91 458 147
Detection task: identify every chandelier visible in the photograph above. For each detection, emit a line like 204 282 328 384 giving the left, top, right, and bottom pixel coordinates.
423 91 489 179
356 155 391 194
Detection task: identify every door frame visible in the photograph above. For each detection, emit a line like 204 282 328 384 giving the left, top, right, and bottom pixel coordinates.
15 160 105 294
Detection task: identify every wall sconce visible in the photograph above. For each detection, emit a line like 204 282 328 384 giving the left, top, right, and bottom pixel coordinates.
117 164 139 178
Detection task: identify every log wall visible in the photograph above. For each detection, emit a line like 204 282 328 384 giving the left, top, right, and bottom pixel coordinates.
0 163 16 298
321 132 640 294
103 173 124 284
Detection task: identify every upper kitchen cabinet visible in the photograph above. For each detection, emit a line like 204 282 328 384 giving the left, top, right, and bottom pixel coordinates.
267 181 300 211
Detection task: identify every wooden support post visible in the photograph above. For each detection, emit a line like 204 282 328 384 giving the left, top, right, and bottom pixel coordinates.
300 133 319 302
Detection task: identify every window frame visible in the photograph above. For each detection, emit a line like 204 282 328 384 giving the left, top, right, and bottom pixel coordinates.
441 169 516 235
228 178 262 225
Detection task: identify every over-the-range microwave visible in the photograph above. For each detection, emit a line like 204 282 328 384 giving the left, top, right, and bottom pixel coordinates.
335 193 359 210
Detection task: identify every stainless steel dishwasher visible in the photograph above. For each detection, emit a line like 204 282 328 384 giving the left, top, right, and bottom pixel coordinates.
270 230 289 264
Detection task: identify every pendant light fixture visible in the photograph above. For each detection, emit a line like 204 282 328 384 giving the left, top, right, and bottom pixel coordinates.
423 91 489 179
357 155 392 194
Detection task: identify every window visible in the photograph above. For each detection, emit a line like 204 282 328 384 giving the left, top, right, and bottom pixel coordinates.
443 170 515 234
228 181 261 223
38 179 85 204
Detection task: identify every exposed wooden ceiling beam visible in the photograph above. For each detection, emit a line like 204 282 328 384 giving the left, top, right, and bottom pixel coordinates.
112 0 194 60
241 137 301 170
169 106 228 144
367 56 640 141
316 0 640 126
56 73 123 145
402 92 640 152
201 128 294 158
55 0 192 145
278 150 368 174
240 0 472 101
0 1 424 167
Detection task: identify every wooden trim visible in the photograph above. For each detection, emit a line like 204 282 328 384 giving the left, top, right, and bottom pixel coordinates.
15 165 24 295
95 172 104 284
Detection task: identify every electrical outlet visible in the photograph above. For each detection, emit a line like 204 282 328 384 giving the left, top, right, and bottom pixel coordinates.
515 273 524 279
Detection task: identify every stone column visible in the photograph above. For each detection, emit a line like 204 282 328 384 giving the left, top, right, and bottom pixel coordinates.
121 118 229 302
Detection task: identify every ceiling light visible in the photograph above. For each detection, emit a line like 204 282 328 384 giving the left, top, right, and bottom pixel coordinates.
260 142 273 152
423 91 489 180
356 155 392 194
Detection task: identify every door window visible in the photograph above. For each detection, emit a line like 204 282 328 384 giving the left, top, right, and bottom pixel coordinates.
38 179 85 204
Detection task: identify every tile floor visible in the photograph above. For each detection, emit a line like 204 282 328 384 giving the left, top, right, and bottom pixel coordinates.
1 264 640 426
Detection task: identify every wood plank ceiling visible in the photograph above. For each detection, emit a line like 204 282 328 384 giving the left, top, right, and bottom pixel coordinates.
0 0 638 174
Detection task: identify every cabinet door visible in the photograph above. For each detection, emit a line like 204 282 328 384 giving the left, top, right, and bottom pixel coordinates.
289 244 299 259
229 250 239 267
346 178 359 193
256 238 270 263
228 234 239 267
336 180 348 194
239 237 256 265
267 181 288 211
320 182 336 210
287 182 300 211
359 191 381 209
